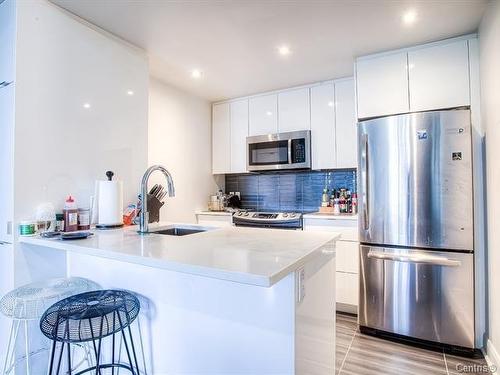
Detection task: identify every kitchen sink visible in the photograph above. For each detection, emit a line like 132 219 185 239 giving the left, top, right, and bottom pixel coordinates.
150 225 212 236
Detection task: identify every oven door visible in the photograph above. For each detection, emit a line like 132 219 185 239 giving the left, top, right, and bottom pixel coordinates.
359 244 475 348
247 130 311 171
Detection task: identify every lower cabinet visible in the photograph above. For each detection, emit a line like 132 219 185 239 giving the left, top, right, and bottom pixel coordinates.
196 212 233 227
303 216 359 313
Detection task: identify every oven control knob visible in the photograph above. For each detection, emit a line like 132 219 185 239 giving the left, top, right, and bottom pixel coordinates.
237 212 242 216
290 213 296 218
243 212 250 217
283 213 288 218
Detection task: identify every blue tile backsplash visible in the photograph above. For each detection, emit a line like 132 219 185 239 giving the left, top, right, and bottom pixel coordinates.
225 169 357 212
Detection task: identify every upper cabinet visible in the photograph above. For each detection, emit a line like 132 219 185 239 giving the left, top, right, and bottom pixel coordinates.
310 79 357 170
335 79 357 169
212 102 231 174
356 36 474 119
310 83 336 170
230 99 249 173
356 52 409 119
249 94 278 136
278 87 310 133
408 40 470 112
0 0 16 84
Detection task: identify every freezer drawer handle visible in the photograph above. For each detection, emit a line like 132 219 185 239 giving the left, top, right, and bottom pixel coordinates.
367 250 461 267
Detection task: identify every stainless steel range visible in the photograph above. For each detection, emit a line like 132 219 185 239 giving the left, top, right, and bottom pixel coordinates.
232 211 303 230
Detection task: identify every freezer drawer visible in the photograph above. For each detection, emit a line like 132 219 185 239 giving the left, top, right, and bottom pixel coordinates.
359 245 475 348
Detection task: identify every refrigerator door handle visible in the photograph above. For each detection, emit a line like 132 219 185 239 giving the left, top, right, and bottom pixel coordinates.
362 134 370 230
367 250 462 267
287 139 292 164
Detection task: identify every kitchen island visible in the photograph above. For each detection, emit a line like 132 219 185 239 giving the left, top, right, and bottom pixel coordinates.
19 224 339 374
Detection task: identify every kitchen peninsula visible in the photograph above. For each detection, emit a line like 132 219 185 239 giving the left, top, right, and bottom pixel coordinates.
20 224 339 374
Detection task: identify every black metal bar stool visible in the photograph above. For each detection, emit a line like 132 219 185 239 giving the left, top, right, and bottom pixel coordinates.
39 290 141 375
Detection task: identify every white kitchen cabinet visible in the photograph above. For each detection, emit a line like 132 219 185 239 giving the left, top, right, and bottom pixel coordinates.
336 272 358 309
0 0 16 84
196 211 233 227
356 52 409 119
278 87 310 133
336 240 359 274
212 102 231 174
335 79 357 169
249 94 278 136
230 99 249 173
310 83 336 170
408 40 470 112
303 215 359 313
0 83 14 242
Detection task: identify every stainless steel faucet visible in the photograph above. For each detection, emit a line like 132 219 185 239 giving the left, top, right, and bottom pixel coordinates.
138 165 175 233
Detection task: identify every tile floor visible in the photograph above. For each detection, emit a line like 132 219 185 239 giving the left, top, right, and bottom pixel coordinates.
336 313 493 375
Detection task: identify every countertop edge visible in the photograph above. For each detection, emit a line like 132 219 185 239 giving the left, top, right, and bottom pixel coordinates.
19 231 340 288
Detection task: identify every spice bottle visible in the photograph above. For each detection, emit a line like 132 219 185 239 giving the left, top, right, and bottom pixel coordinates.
78 208 91 230
321 188 329 207
55 213 65 232
63 196 78 232
352 193 358 214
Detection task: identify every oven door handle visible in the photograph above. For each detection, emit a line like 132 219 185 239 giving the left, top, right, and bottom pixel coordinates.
287 139 293 164
367 250 461 267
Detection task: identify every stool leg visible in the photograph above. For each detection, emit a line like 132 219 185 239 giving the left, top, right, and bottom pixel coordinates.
23 320 30 375
47 340 57 375
126 324 140 373
55 341 65 375
111 312 116 375
2 319 19 375
66 343 71 375
95 316 105 375
88 318 101 375
116 313 135 375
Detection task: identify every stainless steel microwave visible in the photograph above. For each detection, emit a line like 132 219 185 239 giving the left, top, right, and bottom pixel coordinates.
246 130 311 171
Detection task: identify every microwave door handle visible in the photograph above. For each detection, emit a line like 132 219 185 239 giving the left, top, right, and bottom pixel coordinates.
362 134 369 230
287 139 293 164
367 250 461 267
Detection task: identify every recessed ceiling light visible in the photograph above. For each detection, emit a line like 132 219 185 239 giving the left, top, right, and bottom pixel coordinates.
402 9 417 25
191 69 203 79
126 90 134 96
83 103 91 109
266 111 273 116
328 101 334 107
277 45 291 56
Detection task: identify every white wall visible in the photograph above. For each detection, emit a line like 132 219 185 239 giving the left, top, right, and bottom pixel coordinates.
479 0 500 367
148 79 219 223
13 0 149 222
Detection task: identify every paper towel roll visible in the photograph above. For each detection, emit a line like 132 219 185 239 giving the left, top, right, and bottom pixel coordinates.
97 180 123 226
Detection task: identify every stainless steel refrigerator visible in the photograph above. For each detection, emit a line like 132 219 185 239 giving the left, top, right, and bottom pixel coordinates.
357 109 477 349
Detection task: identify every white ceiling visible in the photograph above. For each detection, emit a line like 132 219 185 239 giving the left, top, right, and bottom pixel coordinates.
51 0 487 102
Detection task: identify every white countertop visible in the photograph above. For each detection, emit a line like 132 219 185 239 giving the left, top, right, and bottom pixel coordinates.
19 224 339 287
303 213 358 220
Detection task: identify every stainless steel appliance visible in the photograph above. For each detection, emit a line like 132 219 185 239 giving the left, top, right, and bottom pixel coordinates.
246 130 311 171
358 109 477 350
233 211 303 230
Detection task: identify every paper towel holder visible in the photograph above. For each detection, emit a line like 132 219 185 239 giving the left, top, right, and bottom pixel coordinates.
94 170 124 230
